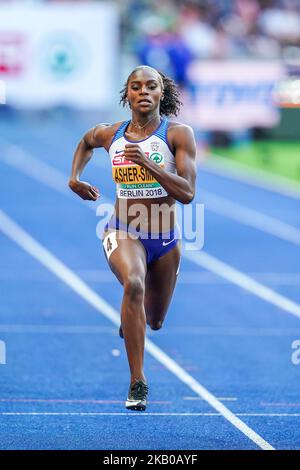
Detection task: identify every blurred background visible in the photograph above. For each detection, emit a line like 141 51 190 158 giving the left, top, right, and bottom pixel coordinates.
0 0 299 182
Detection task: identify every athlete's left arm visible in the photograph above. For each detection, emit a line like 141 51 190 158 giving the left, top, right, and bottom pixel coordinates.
124 125 196 204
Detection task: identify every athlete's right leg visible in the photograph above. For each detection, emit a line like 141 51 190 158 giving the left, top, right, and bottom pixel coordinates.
102 230 147 385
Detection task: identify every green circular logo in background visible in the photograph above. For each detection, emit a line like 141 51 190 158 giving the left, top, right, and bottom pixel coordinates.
40 32 85 80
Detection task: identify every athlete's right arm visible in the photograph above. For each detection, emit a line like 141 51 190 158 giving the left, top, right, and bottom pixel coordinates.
68 124 109 201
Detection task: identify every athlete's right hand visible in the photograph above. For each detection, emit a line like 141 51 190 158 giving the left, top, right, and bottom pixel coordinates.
68 179 100 201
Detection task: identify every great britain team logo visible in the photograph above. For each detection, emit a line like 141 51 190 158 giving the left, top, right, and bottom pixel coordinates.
151 141 160 152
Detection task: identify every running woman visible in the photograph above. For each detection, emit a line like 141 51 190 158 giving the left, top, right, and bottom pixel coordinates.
69 65 196 411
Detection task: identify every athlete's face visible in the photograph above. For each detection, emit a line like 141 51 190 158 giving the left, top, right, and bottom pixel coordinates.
127 69 163 114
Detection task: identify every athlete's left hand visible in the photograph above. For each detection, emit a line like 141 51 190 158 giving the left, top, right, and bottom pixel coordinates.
124 144 148 166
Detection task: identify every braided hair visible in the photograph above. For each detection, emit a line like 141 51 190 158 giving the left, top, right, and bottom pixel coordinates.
120 65 182 117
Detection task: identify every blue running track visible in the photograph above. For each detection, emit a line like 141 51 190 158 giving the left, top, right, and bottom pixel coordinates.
0 111 300 450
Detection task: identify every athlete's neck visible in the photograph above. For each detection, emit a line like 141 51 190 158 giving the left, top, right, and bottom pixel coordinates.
129 112 160 133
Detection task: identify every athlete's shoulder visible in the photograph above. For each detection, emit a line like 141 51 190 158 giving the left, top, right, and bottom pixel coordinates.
168 121 194 133
84 121 125 150
167 121 195 148
94 121 124 133
93 121 125 139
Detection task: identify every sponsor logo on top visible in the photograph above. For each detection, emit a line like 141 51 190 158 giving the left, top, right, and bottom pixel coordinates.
112 150 150 166
112 150 164 166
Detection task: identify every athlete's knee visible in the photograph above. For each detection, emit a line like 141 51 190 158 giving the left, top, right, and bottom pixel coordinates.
124 274 145 302
149 320 163 331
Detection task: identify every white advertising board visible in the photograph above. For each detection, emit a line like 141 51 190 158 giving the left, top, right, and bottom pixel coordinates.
181 61 285 130
0 3 119 109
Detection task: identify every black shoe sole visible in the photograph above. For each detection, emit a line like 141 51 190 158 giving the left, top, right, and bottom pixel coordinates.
126 404 146 411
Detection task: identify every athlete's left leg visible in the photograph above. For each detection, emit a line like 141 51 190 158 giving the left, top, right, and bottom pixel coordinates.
144 241 181 330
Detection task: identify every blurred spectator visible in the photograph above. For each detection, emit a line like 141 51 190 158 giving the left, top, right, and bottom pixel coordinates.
137 27 193 85
121 0 300 63
178 3 218 59
259 0 300 44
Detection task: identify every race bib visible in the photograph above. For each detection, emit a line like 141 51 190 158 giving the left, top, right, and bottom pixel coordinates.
112 150 168 199
103 231 118 260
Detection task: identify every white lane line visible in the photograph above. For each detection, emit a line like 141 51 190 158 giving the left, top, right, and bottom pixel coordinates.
203 156 300 200
203 190 300 246
1 325 300 337
1 144 69 195
1 147 300 320
0 323 300 337
0 144 112 207
75 270 300 286
0 325 117 334
184 397 237 401
184 251 300 321
0 210 274 450
4 268 300 286
0 412 299 417
0 398 169 404
77 270 300 285
152 326 300 336
71 269 300 287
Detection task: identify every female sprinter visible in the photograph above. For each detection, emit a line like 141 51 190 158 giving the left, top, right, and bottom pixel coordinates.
69 65 196 411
